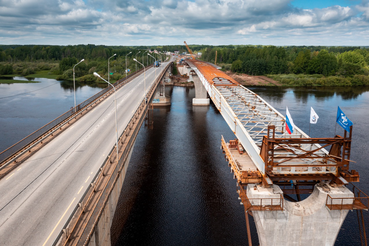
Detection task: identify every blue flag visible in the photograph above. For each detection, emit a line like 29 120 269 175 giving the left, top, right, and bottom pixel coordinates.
336 106 353 132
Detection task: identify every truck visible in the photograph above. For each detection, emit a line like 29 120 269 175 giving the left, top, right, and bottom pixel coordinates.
154 61 161 67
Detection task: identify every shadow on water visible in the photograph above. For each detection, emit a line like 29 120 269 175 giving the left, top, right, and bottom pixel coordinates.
112 85 369 246
112 86 255 246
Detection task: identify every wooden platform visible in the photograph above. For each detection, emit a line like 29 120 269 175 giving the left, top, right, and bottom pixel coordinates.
221 136 262 184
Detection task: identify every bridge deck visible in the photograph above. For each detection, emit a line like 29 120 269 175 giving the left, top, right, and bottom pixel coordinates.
188 59 356 183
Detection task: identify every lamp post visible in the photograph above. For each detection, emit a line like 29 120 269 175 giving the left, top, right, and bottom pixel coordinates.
125 51 132 81
133 58 146 105
135 51 141 72
93 72 119 160
142 51 147 67
108 53 116 83
73 58 85 112
148 53 157 79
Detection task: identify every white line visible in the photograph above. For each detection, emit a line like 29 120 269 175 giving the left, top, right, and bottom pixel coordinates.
42 197 76 246
85 176 90 183
5 173 14 180
77 186 84 194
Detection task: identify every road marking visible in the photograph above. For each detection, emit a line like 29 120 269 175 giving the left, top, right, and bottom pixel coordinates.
78 186 84 194
85 176 90 183
6 173 14 180
43 197 76 246
17 167 22 171
90 172 93 174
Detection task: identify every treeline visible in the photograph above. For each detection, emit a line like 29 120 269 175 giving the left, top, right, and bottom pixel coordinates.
201 46 369 77
0 44 177 82
0 44 205 62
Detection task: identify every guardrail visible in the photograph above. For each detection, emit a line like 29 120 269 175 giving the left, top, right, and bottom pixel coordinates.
56 62 173 246
238 185 284 211
0 67 151 172
326 184 369 210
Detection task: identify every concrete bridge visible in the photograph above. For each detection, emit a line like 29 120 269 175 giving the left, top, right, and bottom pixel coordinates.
0 56 367 246
0 60 173 246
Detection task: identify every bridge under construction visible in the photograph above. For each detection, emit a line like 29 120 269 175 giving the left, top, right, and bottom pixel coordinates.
0 51 368 246
184 56 368 246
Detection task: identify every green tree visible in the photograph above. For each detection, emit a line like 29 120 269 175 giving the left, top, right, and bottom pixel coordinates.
293 50 311 74
340 51 365 67
231 59 242 72
59 57 78 73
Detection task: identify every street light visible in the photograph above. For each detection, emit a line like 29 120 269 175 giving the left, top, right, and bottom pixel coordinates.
108 53 116 83
125 51 132 81
135 51 141 72
148 53 157 79
73 58 85 112
133 58 146 105
142 51 147 67
93 72 119 160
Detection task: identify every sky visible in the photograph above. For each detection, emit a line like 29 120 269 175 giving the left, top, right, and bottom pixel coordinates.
0 0 369 46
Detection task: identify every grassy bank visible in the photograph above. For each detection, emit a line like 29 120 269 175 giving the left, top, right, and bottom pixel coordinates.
25 70 59 79
0 79 39 84
267 74 369 87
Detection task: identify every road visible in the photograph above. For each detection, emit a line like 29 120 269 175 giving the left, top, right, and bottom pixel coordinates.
0 62 169 246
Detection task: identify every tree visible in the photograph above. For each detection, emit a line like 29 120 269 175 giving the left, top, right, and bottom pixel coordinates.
340 51 365 67
293 50 310 74
231 59 242 72
59 57 78 73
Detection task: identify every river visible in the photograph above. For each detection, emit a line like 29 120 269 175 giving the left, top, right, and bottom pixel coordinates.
0 78 368 245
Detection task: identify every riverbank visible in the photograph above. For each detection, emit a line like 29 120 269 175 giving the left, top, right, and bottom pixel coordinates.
224 71 369 87
0 70 58 84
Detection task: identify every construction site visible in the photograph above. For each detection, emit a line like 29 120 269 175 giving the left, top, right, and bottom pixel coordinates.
180 41 369 246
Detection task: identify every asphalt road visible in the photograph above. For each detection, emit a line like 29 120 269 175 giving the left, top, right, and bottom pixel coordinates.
0 62 169 246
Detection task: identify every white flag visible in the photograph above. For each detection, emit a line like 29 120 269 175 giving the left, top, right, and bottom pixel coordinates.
310 107 319 124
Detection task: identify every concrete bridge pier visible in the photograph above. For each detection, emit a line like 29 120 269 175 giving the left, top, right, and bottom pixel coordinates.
247 182 354 246
152 70 171 107
87 147 134 246
192 73 210 106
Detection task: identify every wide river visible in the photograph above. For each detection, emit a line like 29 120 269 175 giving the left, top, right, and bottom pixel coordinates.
0 78 368 245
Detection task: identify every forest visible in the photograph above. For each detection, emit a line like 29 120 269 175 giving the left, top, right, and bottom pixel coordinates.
200 45 369 86
1 44 369 86
0 44 182 83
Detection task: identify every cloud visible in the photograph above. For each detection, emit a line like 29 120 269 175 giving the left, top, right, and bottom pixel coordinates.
0 0 368 45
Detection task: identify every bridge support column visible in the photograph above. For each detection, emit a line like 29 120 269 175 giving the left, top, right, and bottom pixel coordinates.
88 146 134 246
192 74 209 106
248 182 353 246
152 77 171 107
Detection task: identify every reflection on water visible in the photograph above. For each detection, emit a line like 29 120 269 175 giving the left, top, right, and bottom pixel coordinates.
0 77 104 152
1 79 368 245
113 85 369 246
60 80 107 92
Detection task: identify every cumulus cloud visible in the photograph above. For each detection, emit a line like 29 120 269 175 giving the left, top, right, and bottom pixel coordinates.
0 0 368 45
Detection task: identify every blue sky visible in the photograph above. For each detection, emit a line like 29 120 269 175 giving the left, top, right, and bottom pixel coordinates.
0 0 368 46
292 0 361 9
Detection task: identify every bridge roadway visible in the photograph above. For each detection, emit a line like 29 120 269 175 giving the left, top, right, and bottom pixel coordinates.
0 62 169 245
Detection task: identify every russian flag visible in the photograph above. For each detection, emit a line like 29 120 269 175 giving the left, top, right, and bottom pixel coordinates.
286 107 295 134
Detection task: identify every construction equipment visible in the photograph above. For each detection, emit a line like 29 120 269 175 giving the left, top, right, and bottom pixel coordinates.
184 41 196 59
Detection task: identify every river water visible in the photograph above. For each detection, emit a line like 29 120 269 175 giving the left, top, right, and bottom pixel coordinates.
0 78 368 245
0 77 104 151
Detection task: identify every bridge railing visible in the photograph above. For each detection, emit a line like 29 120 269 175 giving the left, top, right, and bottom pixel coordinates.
326 184 369 210
0 67 149 169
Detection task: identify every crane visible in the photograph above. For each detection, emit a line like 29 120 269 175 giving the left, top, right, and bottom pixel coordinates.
184 41 196 59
